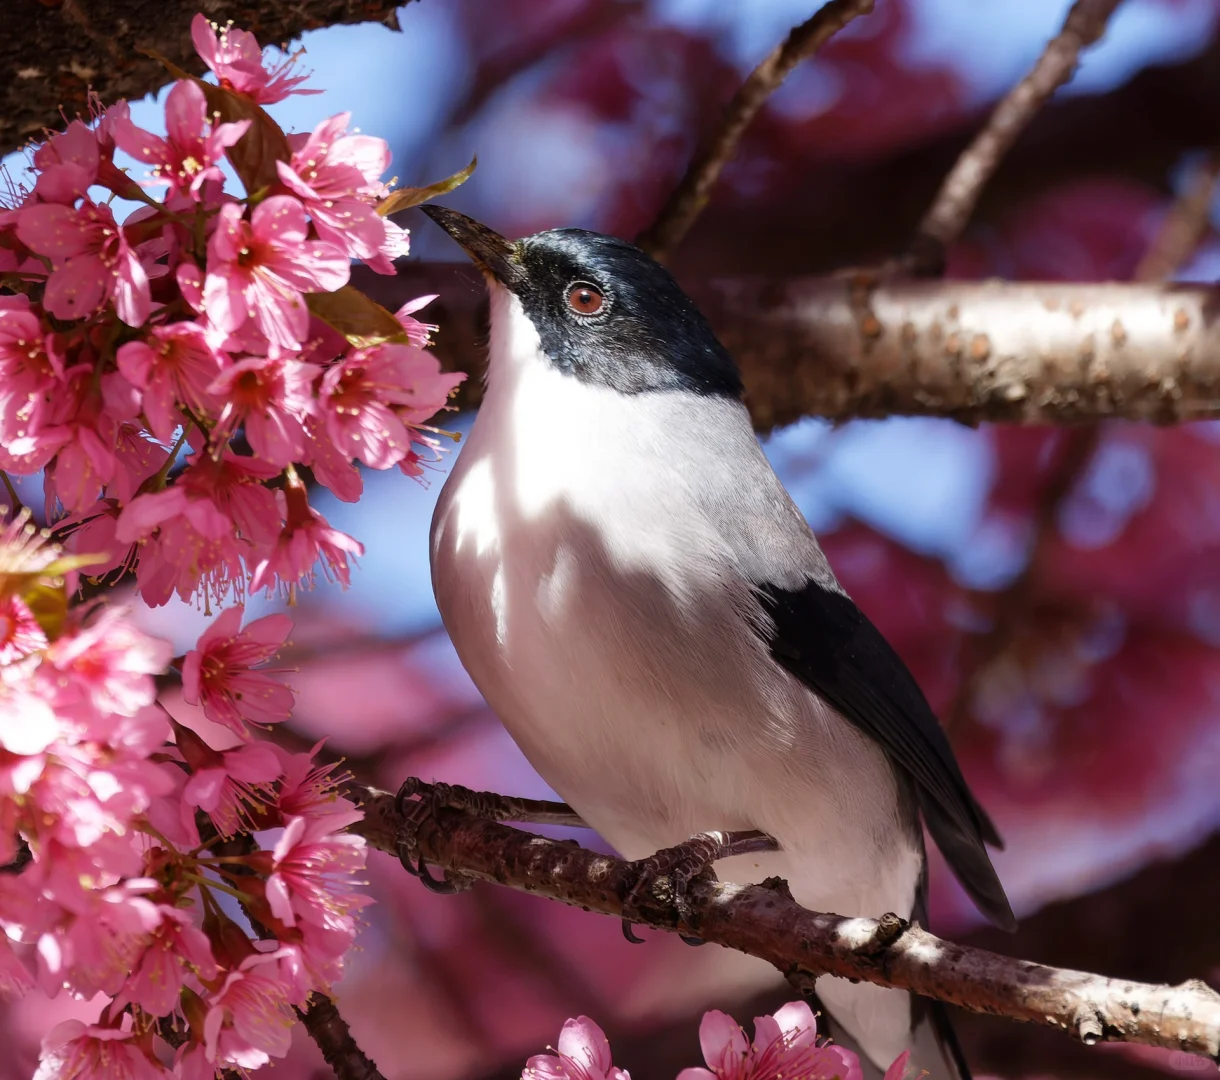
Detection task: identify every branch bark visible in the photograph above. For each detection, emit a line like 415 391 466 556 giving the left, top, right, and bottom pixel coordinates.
298 994 388 1080
910 0 1124 273
634 0 875 262
0 1 410 153
363 263 1220 429
349 787 1220 1066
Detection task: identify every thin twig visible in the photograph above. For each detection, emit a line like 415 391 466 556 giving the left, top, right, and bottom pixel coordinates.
1135 150 1220 281
909 0 1124 274
349 786 1220 1065
635 0 874 262
298 994 388 1080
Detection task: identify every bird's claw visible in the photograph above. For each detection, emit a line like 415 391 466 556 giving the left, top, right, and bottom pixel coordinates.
619 830 779 944
394 778 476 894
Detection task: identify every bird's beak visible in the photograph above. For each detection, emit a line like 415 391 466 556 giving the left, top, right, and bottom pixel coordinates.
420 205 524 289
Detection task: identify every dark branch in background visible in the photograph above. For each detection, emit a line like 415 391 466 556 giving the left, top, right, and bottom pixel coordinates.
909 0 1124 274
347 786 1220 1066
0 0 412 153
634 0 875 262
359 265 1220 428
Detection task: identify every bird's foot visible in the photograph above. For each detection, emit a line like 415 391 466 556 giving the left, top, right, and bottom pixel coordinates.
620 829 778 944
393 777 588 895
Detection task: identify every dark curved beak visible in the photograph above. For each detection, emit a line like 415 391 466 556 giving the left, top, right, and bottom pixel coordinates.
420 205 524 289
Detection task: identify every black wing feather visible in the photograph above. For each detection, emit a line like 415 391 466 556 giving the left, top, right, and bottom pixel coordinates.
757 581 1016 932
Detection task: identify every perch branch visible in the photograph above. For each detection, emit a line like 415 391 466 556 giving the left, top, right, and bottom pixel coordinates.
635 0 875 262
347 786 1220 1066
910 0 1124 273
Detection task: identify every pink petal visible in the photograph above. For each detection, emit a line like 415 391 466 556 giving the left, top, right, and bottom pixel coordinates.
699 1011 749 1071
165 79 208 148
242 612 293 648
113 248 152 326
558 1017 614 1076
15 204 90 258
44 257 109 321
882 1050 910 1080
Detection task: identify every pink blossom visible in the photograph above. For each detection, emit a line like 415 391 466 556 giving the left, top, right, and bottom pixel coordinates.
32 121 99 205
43 607 172 720
203 950 300 1069
676 1004 862 1080
394 294 438 347
249 483 362 596
0 934 33 1000
0 681 60 755
265 810 367 928
124 906 217 1017
33 1021 167 1080
363 216 411 275
0 293 63 446
203 196 348 349
318 344 429 468
303 417 363 502
181 604 294 734
113 80 250 199
183 740 282 837
0 593 47 664
274 743 357 821
524 1017 630 1080
108 422 172 506
16 200 151 326
277 113 390 260
191 15 318 104
116 322 225 442
882 1051 910 1080
208 354 315 466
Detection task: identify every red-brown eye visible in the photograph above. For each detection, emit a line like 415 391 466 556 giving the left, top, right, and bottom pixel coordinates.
567 283 604 316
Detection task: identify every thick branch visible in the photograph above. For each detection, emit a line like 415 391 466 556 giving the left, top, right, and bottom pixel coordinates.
0 1 409 153
365 264 1220 428
349 788 1220 1065
635 0 875 262
911 0 1123 273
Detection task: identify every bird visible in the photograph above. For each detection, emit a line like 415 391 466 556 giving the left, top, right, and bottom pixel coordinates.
420 203 1015 1080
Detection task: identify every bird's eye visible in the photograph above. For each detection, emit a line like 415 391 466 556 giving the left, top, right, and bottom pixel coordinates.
566 282 605 317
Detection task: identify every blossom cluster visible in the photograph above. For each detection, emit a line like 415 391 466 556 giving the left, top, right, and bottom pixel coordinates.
0 14 464 611
0 13 474 1078
0 512 367 1077
525 1005 913 1080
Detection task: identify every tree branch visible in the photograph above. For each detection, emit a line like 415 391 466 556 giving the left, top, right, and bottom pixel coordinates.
0 0 411 153
634 0 875 262
1135 150 1220 282
910 0 1124 274
298 994 388 1080
367 264 1220 428
348 787 1220 1066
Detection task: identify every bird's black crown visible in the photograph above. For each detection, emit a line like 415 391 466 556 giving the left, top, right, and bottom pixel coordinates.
511 229 744 398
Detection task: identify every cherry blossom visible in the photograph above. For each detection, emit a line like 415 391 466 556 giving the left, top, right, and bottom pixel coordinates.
191 15 318 103
33 1021 167 1080
203 197 349 349
676 1004 862 1080
181 604 294 734
114 80 250 198
16 200 151 326
525 1017 631 1080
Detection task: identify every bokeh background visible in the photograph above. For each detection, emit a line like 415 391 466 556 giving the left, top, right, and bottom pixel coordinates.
5 0 1220 1076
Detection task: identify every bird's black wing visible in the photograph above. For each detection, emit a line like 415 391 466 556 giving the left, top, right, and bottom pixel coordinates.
755 580 1016 932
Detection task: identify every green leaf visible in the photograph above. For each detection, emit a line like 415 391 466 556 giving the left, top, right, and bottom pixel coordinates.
306 287 409 349
376 155 477 217
139 50 291 196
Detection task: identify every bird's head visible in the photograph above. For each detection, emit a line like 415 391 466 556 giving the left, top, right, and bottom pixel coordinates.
420 205 743 398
